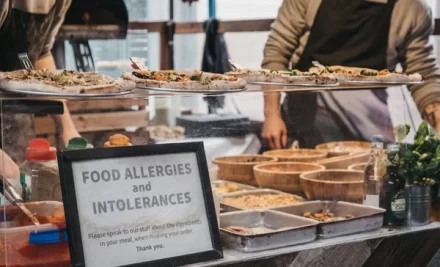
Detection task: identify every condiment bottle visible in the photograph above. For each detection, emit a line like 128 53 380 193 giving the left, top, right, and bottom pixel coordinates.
381 143 405 227
363 135 385 207
19 138 57 202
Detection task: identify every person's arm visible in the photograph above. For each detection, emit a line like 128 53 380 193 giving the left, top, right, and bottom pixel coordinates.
261 0 306 148
34 0 79 145
35 55 80 145
399 4 440 132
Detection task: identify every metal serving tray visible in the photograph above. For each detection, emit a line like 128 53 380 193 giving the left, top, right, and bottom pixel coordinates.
212 180 257 196
220 189 304 212
271 201 385 239
250 81 340 87
136 86 247 94
0 87 134 97
343 80 424 85
220 210 318 252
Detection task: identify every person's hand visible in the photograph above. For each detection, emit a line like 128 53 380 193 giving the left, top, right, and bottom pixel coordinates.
262 115 287 149
423 103 440 133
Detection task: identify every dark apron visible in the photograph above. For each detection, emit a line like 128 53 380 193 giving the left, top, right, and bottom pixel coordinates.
0 2 58 163
282 0 396 148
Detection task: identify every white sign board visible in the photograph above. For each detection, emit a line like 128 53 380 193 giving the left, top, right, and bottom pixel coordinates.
58 143 222 267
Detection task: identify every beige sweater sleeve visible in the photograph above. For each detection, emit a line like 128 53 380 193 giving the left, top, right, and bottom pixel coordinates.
399 6 440 112
39 0 72 59
262 0 306 71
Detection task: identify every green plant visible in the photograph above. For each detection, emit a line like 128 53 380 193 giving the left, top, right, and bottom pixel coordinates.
397 121 439 185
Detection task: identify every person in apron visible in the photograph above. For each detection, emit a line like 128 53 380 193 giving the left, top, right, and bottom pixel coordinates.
263 0 400 149
0 0 79 165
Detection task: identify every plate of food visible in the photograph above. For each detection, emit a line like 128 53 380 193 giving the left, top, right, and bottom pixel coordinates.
122 69 247 94
309 62 423 85
225 60 339 87
220 189 304 211
271 201 385 238
0 69 135 97
212 180 256 196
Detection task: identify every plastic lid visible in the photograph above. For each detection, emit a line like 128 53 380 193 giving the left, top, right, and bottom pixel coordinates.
29 229 68 244
66 137 89 150
25 138 57 161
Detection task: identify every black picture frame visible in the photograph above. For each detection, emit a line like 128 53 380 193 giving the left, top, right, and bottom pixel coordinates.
57 142 223 267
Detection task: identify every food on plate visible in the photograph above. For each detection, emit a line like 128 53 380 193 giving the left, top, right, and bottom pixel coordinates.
222 193 303 209
121 69 247 90
104 134 132 147
225 67 338 85
303 210 354 222
224 226 275 235
213 183 248 195
148 125 185 139
309 64 423 83
0 69 135 94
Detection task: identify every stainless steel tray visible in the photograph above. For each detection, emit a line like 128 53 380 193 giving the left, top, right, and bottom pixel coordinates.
250 81 340 87
271 201 385 239
342 80 424 85
0 87 134 97
220 189 304 212
212 180 257 197
136 86 247 94
220 210 318 252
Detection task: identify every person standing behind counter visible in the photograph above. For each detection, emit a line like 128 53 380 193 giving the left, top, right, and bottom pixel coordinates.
261 0 440 149
0 0 80 167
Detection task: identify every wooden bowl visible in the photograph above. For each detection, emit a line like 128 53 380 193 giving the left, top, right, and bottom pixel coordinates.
263 149 328 162
213 155 277 186
317 152 369 170
300 170 364 203
254 162 325 194
315 141 371 157
348 163 367 171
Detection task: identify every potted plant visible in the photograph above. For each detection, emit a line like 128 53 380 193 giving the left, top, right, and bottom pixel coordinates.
396 121 439 226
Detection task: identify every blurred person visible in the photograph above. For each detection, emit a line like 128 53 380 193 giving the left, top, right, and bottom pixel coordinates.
261 0 440 149
0 0 80 174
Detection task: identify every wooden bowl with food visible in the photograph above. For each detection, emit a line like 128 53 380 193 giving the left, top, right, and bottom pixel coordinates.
213 155 277 186
254 162 325 194
315 141 371 157
300 170 364 203
263 149 328 162
348 163 367 172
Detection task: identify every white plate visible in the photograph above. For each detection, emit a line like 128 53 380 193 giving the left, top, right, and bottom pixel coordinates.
136 86 247 94
250 82 340 87
0 87 134 97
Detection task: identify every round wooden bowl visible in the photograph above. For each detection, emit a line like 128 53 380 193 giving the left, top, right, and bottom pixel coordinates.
263 149 328 162
254 162 325 194
213 155 277 186
315 141 371 157
300 170 364 203
348 163 367 171
317 152 369 170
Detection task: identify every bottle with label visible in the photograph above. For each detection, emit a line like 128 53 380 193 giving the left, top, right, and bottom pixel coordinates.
363 135 385 207
19 138 57 201
381 143 405 226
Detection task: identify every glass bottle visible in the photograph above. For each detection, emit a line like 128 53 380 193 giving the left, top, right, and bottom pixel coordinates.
381 143 405 226
19 138 57 201
363 135 385 207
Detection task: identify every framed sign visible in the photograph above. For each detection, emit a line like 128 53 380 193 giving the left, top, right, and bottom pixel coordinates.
58 142 223 267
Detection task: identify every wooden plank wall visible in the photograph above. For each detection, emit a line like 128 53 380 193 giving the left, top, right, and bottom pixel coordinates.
127 18 440 70
35 99 149 148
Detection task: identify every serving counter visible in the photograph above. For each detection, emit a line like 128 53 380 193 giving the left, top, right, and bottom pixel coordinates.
0 84 438 267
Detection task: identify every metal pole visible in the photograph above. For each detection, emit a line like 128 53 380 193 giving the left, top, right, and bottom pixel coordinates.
208 0 216 18
167 0 175 69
